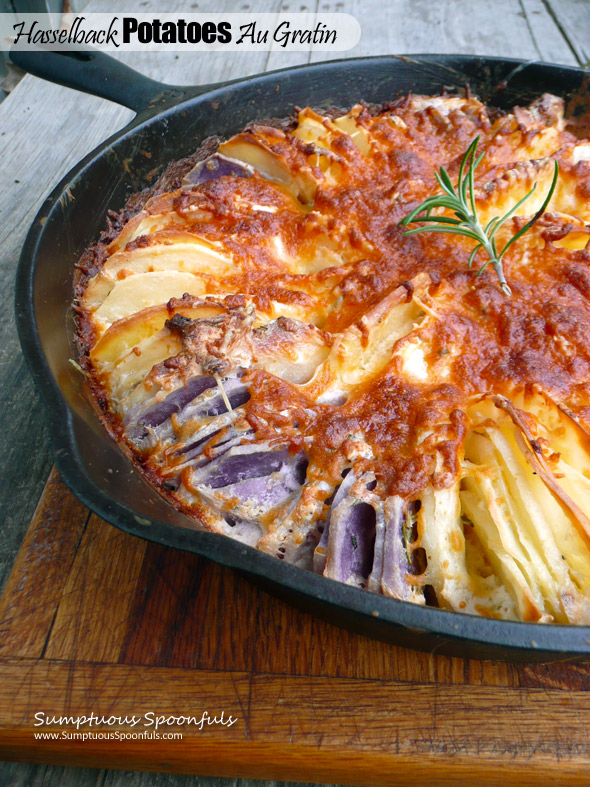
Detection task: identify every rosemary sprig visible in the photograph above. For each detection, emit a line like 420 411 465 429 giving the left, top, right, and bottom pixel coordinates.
399 136 559 296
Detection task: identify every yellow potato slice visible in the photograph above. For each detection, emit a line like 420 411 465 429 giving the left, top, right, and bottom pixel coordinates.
295 106 376 157
301 280 427 401
332 290 424 389
92 271 208 332
475 158 556 230
90 302 224 368
293 110 328 144
516 126 562 161
110 213 179 252
462 400 590 623
219 135 316 204
293 109 370 183
83 239 235 311
254 321 332 385
108 329 183 406
332 114 371 155
553 168 590 221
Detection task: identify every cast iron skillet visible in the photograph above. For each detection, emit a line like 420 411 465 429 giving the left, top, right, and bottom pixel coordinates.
12 48 590 661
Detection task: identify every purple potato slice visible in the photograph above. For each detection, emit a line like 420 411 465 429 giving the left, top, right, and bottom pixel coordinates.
193 447 308 527
170 377 249 433
124 374 217 430
213 473 299 511
162 429 256 489
126 375 250 447
178 426 255 464
313 468 357 574
193 445 306 489
367 503 386 593
290 529 324 569
183 153 256 185
379 496 422 602
323 472 378 588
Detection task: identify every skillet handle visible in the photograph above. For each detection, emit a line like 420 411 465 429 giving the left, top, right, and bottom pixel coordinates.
9 48 187 114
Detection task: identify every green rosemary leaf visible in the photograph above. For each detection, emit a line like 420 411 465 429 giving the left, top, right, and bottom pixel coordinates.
476 259 492 276
497 160 559 261
458 136 479 190
468 150 477 217
401 225 483 240
468 243 482 269
400 196 466 224
402 216 463 225
485 215 501 234
491 236 499 258
488 183 538 239
436 167 457 196
399 197 449 225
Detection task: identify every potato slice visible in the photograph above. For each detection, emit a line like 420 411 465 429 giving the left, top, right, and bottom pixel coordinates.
552 227 590 250
83 239 235 312
107 329 182 406
294 107 371 156
92 271 208 333
493 395 590 550
462 431 558 621
108 208 182 253
475 158 557 230
252 319 332 385
516 127 562 161
510 388 590 479
332 114 371 155
419 481 467 608
90 302 224 368
303 277 428 400
419 474 517 619
553 165 590 221
219 134 316 204
487 118 563 165
293 110 329 145
292 108 370 186
462 399 590 623
461 479 539 621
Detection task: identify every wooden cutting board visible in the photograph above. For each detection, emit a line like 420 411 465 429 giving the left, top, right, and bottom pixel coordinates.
1 469 590 785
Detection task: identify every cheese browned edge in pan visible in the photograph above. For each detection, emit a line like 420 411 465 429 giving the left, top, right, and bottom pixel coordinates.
74 92 590 624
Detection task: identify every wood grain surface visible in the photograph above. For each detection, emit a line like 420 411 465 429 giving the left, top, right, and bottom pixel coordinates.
1 0 590 784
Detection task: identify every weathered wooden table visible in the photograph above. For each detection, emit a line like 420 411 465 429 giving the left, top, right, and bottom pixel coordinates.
1 0 589 784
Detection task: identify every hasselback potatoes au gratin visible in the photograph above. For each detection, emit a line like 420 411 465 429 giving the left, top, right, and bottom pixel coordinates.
75 90 590 624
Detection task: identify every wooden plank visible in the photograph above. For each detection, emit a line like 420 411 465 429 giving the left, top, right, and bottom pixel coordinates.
543 0 590 65
1 658 590 784
310 0 576 63
9 734 590 787
43 516 147 664
520 0 580 65
117 543 262 673
0 468 89 660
